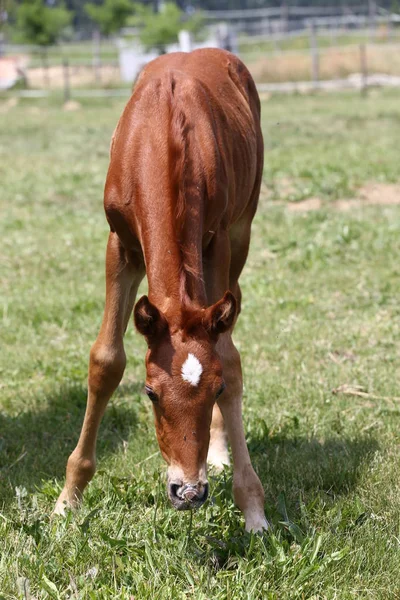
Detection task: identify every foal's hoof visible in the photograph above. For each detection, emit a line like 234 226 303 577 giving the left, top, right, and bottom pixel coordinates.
53 488 79 517
245 514 269 533
53 500 68 517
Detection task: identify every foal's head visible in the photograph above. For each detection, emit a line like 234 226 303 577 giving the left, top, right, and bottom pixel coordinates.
134 292 236 510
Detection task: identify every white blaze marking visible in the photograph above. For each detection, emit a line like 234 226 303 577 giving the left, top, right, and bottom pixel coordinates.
181 353 203 386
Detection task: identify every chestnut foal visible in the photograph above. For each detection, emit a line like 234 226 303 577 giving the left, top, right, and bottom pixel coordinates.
55 48 268 532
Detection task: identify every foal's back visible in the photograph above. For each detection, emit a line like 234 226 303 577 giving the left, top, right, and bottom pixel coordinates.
105 48 263 252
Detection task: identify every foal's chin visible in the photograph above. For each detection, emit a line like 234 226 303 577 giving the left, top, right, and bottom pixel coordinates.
168 486 209 511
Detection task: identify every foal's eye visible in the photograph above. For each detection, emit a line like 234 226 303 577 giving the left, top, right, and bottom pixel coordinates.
145 385 158 402
216 382 226 398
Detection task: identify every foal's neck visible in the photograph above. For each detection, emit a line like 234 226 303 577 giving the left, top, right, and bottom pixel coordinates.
143 220 207 320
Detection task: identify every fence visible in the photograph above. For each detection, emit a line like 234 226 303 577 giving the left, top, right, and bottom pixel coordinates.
2 17 400 99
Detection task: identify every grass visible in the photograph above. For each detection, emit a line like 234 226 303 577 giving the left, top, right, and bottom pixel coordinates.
238 28 400 54
11 40 119 68
245 42 400 84
1 89 400 598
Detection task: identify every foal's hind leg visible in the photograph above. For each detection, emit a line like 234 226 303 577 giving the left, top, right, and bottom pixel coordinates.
208 404 230 472
204 234 231 472
54 233 144 515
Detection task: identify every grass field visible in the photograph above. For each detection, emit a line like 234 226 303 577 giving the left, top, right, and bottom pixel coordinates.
1 89 400 599
238 28 400 54
244 42 400 84
9 41 119 68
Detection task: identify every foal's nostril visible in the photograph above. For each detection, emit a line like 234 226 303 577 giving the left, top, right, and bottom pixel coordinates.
169 483 181 500
198 482 209 502
168 482 209 507
183 487 198 502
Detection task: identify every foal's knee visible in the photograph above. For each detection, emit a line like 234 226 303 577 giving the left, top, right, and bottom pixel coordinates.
89 342 126 392
233 465 265 513
66 448 96 492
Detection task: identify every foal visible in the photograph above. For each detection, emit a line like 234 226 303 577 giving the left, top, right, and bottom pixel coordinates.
55 48 268 532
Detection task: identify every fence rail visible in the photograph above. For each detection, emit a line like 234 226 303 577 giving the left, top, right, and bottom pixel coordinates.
2 19 400 96
204 5 370 20
8 72 400 101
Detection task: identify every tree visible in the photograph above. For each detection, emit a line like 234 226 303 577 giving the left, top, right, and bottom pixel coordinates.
131 2 203 52
391 0 400 14
84 0 133 36
15 0 72 86
84 0 133 84
16 0 72 47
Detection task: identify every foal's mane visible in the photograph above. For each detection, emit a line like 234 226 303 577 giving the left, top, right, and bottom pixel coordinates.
167 72 206 309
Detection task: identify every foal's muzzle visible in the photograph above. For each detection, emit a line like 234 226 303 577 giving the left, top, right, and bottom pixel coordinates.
168 481 209 510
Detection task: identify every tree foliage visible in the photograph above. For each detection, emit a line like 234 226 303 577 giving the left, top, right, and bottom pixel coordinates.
84 0 134 36
131 2 203 50
15 0 72 46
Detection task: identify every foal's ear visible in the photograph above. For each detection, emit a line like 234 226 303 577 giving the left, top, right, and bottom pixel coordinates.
134 296 168 342
203 291 237 338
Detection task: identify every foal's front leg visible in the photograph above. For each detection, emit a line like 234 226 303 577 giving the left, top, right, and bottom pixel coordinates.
217 333 268 532
54 233 144 515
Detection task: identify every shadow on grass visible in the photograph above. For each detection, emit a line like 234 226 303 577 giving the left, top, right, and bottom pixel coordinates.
0 381 143 505
201 428 379 569
207 427 380 526
247 424 379 503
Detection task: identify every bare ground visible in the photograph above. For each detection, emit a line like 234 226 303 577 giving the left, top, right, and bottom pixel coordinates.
285 183 400 212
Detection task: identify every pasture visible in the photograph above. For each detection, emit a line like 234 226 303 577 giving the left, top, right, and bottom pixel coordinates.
1 89 400 598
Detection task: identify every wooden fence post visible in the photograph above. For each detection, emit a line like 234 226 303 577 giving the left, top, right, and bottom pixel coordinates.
368 0 376 42
387 14 393 39
309 19 319 89
63 58 70 104
92 30 101 84
360 43 368 96
42 48 50 88
280 0 289 36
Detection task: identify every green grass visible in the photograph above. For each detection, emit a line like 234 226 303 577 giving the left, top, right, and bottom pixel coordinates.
11 40 119 68
239 29 400 55
261 90 400 201
1 90 400 598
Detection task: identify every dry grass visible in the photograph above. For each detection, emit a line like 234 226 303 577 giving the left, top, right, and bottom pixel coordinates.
21 42 400 90
248 43 400 83
26 63 121 89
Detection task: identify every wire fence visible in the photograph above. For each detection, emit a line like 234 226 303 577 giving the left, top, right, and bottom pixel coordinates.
1 18 400 99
